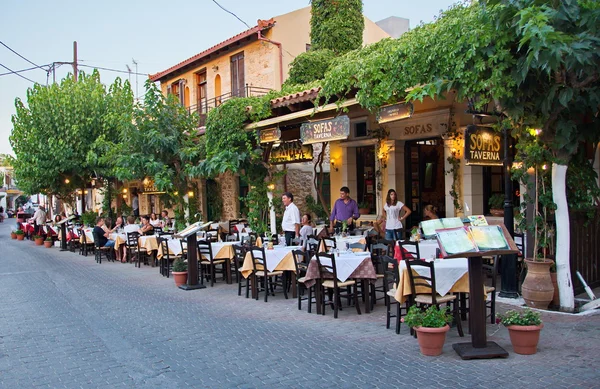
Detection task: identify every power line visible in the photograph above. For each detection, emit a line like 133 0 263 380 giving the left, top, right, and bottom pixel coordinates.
0 40 49 71
0 62 38 83
0 64 52 77
78 63 148 77
211 0 251 29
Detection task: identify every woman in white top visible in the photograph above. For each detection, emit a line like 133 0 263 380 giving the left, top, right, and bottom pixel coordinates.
299 213 314 249
382 188 411 241
149 213 162 227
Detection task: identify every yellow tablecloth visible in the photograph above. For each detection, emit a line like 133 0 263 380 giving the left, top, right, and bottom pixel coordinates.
394 267 470 304
240 248 297 278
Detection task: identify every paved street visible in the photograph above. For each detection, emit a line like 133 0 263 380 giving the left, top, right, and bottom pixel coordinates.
1 221 599 389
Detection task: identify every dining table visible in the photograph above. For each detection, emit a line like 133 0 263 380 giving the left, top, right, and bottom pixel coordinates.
303 251 376 314
319 235 367 252
240 245 302 298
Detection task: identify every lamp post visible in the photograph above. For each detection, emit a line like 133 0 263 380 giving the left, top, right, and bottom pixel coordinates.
499 127 519 298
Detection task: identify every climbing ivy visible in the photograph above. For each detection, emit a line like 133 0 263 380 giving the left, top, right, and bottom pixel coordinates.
285 49 336 86
310 0 364 54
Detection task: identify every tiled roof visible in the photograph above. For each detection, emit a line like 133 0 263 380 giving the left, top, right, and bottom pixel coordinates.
270 87 321 108
149 19 275 82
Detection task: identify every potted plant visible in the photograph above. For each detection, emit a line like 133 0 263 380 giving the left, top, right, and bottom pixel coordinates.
44 236 53 248
498 308 543 355
358 201 370 215
15 229 25 240
33 234 44 245
488 193 504 217
403 305 452 356
172 257 188 287
10 230 17 239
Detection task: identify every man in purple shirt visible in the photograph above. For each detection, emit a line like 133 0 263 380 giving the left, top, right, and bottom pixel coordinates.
329 186 360 232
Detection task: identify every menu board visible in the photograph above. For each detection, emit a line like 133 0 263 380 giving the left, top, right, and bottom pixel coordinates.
468 215 488 226
436 225 511 256
420 217 465 238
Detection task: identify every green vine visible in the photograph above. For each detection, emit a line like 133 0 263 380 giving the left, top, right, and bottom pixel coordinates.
310 0 364 54
369 126 390 194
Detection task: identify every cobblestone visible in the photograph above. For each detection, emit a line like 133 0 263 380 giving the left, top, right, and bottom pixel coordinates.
1 221 599 388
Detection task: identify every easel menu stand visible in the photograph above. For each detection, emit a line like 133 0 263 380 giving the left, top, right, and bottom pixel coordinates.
175 222 206 291
55 216 75 252
439 224 519 360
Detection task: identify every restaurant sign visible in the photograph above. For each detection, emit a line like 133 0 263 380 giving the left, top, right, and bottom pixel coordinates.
259 127 281 143
270 141 313 164
377 102 413 124
465 125 503 166
300 115 350 145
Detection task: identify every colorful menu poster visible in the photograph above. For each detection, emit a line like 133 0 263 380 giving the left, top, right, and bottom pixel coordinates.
470 225 509 251
436 227 478 255
420 217 465 238
468 215 489 226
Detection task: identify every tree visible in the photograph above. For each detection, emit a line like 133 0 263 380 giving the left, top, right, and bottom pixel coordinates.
10 70 134 208
284 49 336 86
103 80 203 228
310 0 364 54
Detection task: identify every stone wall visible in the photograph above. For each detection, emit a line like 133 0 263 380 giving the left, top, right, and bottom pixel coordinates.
217 172 239 220
286 169 313 216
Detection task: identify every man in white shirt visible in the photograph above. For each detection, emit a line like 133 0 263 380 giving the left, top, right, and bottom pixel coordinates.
281 192 300 246
32 205 47 235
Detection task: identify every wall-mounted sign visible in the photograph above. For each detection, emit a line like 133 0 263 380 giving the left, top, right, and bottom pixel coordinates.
300 115 350 145
377 102 413 124
270 141 313 164
259 127 281 143
389 109 450 140
465 125 503 166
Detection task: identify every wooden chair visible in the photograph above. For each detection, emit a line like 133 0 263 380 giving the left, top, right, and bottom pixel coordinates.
197 240 226 287
92 231 114 264
306 236 319 258
153 226 163 235
483 255 500 324
320 237 336 252
515 232 526 292
233 245 250 297
404 257 464 337
225 233 239 242
291 237 303 246
79 227 94 256
157 236 179 278
126 231 147 267
67 225 80 253
292 249 314 312
179 239 188 260
369 240 396 308
382 254 405 334
315 252 361 318
249 245 287 302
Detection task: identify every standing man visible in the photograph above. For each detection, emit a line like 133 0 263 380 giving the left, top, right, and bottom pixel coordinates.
131 190 139 217
32 205 47 236
329 186 360 232
281 192 301 246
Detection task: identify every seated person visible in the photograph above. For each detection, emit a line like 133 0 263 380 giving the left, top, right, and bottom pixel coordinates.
299 213 314 248
123 216 140 234
110 216 125 233
160 210 171 229
149 213 162 228
423 204 439 220
139 215 154 236
92 217 115 248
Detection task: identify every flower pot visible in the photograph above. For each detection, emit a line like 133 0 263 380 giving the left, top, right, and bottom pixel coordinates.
490 208 504 217
414 325 450 356
172 271 188 287
522 258 554 310
359 208 370 215
11 232 17 239
550 272 559 307
507 323 543 355
34 237 44 246
16 234 25 240
44 240 53 248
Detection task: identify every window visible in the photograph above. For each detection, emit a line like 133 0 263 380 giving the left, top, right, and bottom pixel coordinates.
169 79 185 105
230 52 245 97
356 146 376 213
196 71 207 113
354 121 368 138
305 43 312 51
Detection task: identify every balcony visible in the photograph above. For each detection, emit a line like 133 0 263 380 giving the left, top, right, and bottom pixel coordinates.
187 84 272 128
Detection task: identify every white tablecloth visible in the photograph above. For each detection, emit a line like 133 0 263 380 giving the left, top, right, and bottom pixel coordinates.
399 257 468 296
313 251 372 282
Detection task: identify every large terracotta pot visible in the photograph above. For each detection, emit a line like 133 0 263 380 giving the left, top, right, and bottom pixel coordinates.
522 258 554 310
550 272 560 307
415 325 450 356
11 232 17 239
507 323 543 355
490 209 504 217
44 240 53 248
34 237 44 246
359 208 370 215
16 234 25 240
172 271 188 287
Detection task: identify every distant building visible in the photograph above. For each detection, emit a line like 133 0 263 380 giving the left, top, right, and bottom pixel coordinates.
376 16 410 38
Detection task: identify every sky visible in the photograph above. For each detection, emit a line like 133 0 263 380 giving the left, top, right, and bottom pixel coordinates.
0 0 458 157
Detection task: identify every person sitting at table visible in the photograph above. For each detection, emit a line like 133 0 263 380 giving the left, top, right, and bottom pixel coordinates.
123 216 139 234
139 215 154 236
329 186 360 233
299 213 314 248
160 210 171 229
382 188 411 241
93 217 115 248
149 212 162 227
423 204 439 220
110 216 125 233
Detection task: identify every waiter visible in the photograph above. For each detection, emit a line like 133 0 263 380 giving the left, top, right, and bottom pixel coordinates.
281 192 300 246
329 186 360 232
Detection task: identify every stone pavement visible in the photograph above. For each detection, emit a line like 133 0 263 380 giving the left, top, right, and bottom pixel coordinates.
1 221 599 389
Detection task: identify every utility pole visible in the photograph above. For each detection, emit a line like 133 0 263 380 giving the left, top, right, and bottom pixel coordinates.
132 58 138 100
126 64 132 86
73 41 78 81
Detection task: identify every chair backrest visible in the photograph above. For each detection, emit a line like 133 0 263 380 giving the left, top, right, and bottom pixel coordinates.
348 241 367 251
381 255 399 293
404 258 438 304
91 230 102 248
321 237 336 250
197 240 213 262
158 231 174 237
514 232 525 259
315 252 339 287
153 226 163 235
78 227 88 243
398 240 421 260
249 245 266 272
126 231 140 247
206 227 219 242
180 238 188 255
232 244 247 265
228 219 239 233
292 249 309 275
157 236 170 260
226 232 239 242
371 241 393 257
482 255 499 290
306 236 320 258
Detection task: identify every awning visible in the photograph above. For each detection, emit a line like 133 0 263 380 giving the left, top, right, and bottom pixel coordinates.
244 98 359 131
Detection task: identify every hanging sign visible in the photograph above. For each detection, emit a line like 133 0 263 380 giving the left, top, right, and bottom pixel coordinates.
465 125 503 166
259 127 281 144
270 141 313 164
300 115 350 145
377 102 413 124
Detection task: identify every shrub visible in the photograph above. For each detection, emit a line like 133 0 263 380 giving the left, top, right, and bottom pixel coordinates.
498 309 542 326
172 257 187 272
403 305 452 328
